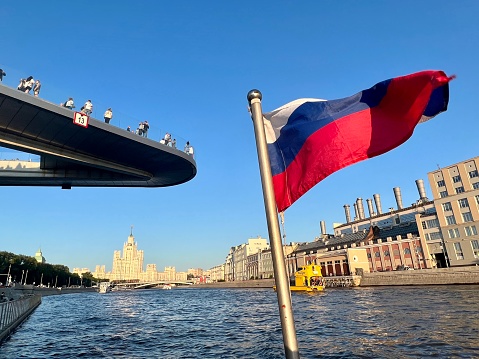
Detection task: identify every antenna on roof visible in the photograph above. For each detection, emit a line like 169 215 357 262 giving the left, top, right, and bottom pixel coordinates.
130 225 134 236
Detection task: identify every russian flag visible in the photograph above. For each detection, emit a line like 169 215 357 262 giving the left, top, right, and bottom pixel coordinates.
264 70 453 212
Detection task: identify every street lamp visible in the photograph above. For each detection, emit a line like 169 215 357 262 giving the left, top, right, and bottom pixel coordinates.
6 263 11 286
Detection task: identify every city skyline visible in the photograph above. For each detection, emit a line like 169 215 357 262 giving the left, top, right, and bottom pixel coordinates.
1 2 478 272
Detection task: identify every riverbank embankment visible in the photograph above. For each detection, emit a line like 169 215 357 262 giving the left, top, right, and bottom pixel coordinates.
5 285 97 299
191 267 479 289
191 279 275 289
360 266 479 286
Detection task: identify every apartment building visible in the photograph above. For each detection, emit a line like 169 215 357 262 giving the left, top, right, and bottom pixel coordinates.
427 156 479 266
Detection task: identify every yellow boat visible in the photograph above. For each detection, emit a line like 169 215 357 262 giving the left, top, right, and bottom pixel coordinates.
274 264 324 292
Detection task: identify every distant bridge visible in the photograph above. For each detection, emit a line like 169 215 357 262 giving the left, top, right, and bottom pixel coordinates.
113 281 193 289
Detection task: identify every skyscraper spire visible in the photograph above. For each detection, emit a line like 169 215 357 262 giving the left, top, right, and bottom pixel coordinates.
130 225 134 236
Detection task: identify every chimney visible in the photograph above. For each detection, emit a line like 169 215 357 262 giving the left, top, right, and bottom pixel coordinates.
356 198 365 220
415 179 428 201
373 193 383 214
343 205 351 223
320 221 326 235
353 202 359 221
393 187 404 210
366 198 376 217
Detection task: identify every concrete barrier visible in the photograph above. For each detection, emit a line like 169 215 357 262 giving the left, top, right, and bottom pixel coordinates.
360 266 479 286
191 279 275 289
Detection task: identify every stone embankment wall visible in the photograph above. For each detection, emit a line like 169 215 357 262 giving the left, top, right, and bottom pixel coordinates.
191 279 275 289
10 285 97 298
192 267 479 288
360 266 479 286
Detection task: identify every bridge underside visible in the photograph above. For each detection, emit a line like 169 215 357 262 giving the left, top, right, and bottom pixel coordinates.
0 84 197 188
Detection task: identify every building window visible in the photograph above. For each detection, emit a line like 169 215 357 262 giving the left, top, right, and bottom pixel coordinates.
473 182 479 190
367 253 371 258
448 228 460 238
422 221 427 229
463 212 473 222
445 215 456 225
384 250 390 257
465 225 478 236
454 242 464 260
458 198 469 208
469 170 479 178
440 191 448 198
455 186 465 194
375 252 380 257
472 240 479 258
425 233 430 241
437 180 445 187
404 248 411 255
426 219 439 228
476 195 479 205
452 175 462 183
430 232 443 240
442 202 453 211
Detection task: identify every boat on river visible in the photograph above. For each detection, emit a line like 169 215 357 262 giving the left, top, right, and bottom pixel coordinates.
162 284 172 290
274 264 324 292
98 282 112 294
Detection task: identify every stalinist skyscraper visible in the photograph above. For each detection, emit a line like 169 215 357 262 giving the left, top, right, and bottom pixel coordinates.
93 228 188 282
110 227 144 281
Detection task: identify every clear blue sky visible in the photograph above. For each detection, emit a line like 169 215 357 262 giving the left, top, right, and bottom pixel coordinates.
1 1 478 273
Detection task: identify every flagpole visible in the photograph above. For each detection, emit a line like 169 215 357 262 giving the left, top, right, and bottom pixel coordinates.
247 89 300 359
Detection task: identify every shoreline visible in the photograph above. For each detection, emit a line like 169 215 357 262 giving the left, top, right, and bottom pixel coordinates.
3 285 97 299
190 266 479 289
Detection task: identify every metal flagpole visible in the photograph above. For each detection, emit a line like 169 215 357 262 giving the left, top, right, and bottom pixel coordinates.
247 89 300 359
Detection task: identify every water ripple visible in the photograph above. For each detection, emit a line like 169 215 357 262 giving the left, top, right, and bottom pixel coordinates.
1 286 479 358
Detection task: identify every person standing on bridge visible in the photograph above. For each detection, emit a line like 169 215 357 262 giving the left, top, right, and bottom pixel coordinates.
104 108 113 124
184 141 194 157
23 76 34 94
0 69 6 81
82 100 93 116
143 121 149 137
33 80 41 97
64 97 75 110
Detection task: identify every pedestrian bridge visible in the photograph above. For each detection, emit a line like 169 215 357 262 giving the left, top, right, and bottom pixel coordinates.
0 84 197 188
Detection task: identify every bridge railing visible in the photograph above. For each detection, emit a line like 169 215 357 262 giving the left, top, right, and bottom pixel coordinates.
0 82 198 161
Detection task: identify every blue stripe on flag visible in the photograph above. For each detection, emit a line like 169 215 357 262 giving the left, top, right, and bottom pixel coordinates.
268 79 391 176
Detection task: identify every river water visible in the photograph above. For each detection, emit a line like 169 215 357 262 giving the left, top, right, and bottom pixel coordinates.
1 285 478 358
